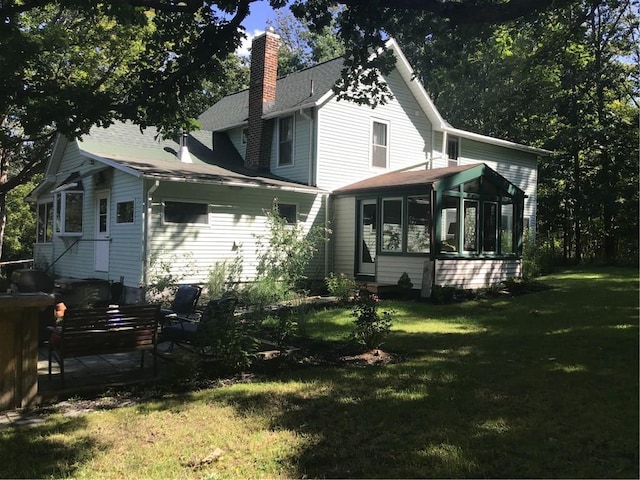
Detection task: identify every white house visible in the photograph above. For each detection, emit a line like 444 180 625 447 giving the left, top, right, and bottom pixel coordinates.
28 32 550 302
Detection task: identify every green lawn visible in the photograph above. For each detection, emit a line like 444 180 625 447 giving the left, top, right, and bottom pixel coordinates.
2 267 638 478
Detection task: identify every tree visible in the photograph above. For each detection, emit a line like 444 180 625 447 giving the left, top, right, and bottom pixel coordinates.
269 7 345 75
387 0 638 263
0 1 251 259
0 0 617 263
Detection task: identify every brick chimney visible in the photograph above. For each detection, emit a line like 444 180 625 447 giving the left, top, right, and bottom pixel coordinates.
246 28 279 171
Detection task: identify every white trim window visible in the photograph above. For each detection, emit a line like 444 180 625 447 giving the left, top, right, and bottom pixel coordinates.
55 190 84 235
36 201 54 243
447 136 460 167
116 200 135 224
371 120 389 168
278 116 294 166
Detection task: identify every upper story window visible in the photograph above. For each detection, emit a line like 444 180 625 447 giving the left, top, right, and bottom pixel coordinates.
164 201 208 225
37 201 53 243
241 128 248 145
447 136 459 166
371 120 389 168
55 190 83 235
278 116 294 166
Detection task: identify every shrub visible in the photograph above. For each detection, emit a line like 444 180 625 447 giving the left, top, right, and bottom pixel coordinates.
397 272 413 289
197 299 258 373
240 276 289 315
254 199 330 294
522 229 560 279
351 289 394 350
207 253 243 300
325 272 357 304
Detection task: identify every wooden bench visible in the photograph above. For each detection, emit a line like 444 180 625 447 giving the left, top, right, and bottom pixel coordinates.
48 304 160 388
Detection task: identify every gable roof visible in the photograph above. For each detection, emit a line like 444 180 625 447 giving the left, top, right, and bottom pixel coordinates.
27 121 323 200
198 38 550 156
198 57 345 131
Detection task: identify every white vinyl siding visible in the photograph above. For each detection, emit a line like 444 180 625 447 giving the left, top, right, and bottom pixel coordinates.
271 111 313 184
330 196 357 277
316 69 433 191
434 258 522 289
377 255 429 290
108 171 145 286
228 126 247 160
148 183 327 285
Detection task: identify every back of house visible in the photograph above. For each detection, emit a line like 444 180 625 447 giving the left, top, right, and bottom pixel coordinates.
28 31 549 302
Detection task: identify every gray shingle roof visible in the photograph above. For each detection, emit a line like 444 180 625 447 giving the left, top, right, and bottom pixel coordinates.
198 57 345 131
78 121 322 192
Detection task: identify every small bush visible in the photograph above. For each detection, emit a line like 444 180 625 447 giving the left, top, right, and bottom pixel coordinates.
240 276 288 313
207 254 243 300
197 299 258 373
325 272 357 304
397 272 413 289
351 289 394 350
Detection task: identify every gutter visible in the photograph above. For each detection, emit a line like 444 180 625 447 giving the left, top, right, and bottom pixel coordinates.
139 174 324 195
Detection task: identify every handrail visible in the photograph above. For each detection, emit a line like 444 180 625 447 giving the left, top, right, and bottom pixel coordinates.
45 238 81 272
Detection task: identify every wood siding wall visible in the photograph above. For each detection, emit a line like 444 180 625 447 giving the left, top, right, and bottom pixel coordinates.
435 258 522 289
316 70 433 191
331 196 357 277
270 111 313 185
148 183 327 285
377 255 429 290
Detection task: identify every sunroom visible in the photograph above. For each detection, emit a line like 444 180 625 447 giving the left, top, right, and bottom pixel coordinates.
332 163 526 295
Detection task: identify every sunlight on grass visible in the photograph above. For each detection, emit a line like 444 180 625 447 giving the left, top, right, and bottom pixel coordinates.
549 363 588 373
1 267 637 479
420 442 478 475
475 417 511 435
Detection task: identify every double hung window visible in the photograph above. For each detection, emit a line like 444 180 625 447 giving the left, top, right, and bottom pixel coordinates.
371 120 389 168
278 116 294 166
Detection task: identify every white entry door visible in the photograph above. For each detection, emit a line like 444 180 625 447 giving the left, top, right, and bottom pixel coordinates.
94 191 110 272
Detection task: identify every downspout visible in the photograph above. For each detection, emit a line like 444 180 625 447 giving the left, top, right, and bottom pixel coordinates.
142 180 160 296
324 193 330 277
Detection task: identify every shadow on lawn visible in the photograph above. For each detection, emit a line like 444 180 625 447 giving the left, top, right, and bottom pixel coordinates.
0 416 98 479
1 268 636 478
210 270 639 478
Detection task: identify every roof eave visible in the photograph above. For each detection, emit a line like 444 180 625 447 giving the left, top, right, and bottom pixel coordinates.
444 126 553 156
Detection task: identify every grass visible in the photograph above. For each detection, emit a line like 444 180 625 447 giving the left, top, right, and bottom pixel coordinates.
1 266 638 478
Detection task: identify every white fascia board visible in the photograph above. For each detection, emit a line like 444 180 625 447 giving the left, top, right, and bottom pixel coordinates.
78 149 143 177
385 38 447 129
44 134 69 177
262 101 319 120
444 126 553 156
